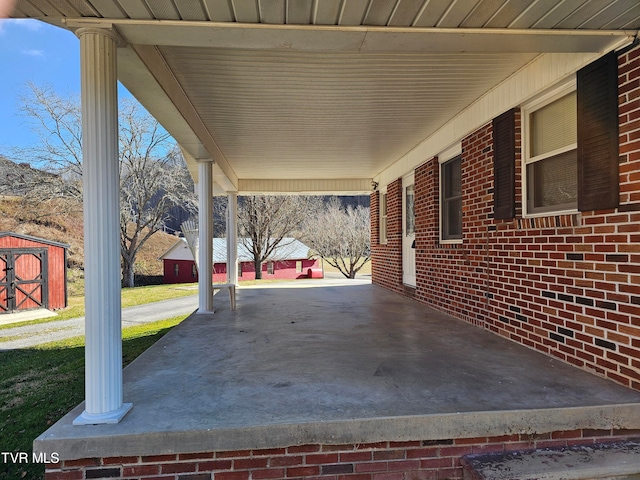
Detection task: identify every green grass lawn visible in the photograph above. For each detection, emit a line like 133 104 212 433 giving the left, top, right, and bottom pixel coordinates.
0 315 187 480
0 282 197 331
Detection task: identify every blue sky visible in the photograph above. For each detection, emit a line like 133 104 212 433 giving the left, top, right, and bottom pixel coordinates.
0 18 132 157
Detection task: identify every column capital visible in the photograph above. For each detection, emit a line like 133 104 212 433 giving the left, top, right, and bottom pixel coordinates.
75 26 126 47
195 157 214 163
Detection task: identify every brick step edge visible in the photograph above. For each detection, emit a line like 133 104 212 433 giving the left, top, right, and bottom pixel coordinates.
461 440 640 480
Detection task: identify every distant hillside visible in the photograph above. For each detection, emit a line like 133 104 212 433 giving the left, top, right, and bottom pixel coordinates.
0 156 179 279
0 155 59 196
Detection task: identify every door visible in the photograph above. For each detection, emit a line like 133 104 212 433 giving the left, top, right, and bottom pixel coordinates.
0 252 9 313
0 249 48 313
402 174 416 286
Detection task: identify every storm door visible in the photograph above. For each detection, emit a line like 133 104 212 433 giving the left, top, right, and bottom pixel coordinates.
402 174 416 286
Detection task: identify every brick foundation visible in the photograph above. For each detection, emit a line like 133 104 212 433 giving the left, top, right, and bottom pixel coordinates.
43 430 640 479
371 45 640 389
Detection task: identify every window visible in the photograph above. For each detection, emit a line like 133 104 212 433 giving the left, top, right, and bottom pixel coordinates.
379 192 387 244
191 264 197 278
296 260 303 273
267 261 274 275
238 262 243 277
174 263 179 277
441 155 462 241
524 88 577 215
498 53 618 217
405 186 414 236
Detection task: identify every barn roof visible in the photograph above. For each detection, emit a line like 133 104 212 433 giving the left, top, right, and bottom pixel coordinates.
160 237 312 263
0 232 70 249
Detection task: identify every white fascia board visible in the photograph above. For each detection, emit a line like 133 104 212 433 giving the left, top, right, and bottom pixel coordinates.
65 19 636 54
130 44 238 189
116 44 238 191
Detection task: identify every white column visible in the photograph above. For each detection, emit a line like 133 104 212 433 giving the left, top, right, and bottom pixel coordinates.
197 159 214 313
74 28 132 425
226 192 238 285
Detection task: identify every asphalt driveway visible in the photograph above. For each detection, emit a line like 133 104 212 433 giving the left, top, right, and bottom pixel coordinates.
0 294 198 350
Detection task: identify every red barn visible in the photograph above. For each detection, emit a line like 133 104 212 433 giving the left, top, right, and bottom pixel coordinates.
0 232 68 313
160 237 322 284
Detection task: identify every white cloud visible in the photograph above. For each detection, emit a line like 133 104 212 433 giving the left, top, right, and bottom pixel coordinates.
21 49 44 57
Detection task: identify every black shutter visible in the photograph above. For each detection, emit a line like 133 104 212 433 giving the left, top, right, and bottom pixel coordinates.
577 51 619 211
492 108 516 220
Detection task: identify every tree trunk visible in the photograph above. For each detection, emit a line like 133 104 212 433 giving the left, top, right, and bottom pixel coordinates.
254 259 263 280
122 257 135 287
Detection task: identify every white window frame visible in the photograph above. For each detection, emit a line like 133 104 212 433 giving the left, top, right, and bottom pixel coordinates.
379 188 388 244
522 79 578 218
439 143 463 245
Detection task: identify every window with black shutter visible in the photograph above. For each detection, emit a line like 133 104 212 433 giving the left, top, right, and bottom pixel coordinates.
513 52 619 216
577 51 619 211
523 87 578 215
493 109 516 219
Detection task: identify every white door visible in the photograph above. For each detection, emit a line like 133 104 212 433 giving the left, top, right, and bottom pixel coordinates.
402 174 416 286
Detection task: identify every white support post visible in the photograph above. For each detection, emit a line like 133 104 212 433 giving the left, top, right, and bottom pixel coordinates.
197 159 214 313
226 192 238 285
74 27 132 425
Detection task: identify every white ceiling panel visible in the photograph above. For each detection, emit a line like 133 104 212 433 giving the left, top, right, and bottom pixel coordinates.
160 46 537 180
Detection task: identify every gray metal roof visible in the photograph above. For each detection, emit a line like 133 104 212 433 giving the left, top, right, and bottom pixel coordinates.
214 238 311 263
161 237 311 263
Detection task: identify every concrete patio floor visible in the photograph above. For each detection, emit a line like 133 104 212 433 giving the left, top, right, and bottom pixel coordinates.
35 279 640 460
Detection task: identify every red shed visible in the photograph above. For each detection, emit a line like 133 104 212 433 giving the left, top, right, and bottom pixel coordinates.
0 232 69 314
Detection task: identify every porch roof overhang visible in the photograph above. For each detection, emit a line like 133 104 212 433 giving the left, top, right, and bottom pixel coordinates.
11 0 640 194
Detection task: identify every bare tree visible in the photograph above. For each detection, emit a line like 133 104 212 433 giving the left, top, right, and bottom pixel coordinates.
118 100 197 287
14 84 84 208
236 195 320 279
303 198 370 279
17 83 196 287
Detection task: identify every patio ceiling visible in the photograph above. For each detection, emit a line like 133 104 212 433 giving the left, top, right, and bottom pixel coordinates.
11 0 640 193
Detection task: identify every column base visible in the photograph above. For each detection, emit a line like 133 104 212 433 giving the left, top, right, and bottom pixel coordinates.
196 308 215 315
73 403 133 425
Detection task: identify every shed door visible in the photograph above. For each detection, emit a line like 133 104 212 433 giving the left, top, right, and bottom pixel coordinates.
0 252 9 313
0 249 48 313
402 174 416 287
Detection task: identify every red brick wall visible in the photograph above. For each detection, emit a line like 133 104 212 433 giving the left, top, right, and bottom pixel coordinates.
45 429 640 480
163 259 321 284
371 179 404 294
371 45 640 389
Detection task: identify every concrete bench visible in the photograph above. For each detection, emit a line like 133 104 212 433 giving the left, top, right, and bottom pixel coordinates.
213 283 236 310
461 441 640 480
